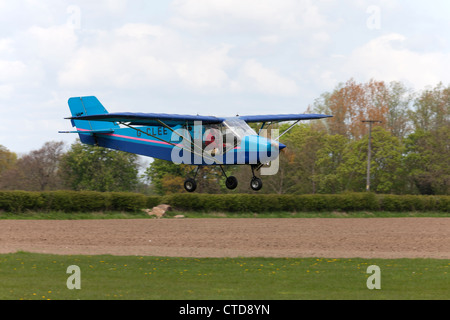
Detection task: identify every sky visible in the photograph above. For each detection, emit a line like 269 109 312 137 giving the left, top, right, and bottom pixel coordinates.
0 0 449 155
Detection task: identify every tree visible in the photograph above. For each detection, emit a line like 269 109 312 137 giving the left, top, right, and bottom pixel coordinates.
284 125 327 194
144 159 190 195
310 79 414 140
314 133 347 194
404 127 449 195
409 83 449 132
337 127 405 193
0 145 17 177
60 140 140 192
257 124 329 194
310 79 389 139
404 83 449 195
0 141 64 191
385 81 414 140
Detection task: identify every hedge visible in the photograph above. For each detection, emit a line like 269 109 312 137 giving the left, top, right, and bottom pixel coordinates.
160 192 449 213
0 191 162 213
0 191 448 213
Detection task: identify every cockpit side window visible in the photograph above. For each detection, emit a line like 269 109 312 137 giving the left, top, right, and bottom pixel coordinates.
222 118 257 143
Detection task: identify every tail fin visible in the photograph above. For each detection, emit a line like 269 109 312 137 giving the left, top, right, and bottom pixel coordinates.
68 96 119 132
67 96 120 145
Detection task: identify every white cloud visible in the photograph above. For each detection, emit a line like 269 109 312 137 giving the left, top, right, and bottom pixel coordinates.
171 0 328 34
25 25 78 64
343 33 450 89
0 57 42 99
174 45 234 90
58 23 234 91
234 59 299 96
0 38 14 55
0 60 27 82
103 0 128 14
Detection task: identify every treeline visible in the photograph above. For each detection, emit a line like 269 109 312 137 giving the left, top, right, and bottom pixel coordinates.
0 140 146 193
0 79 448 196
148 79 449 195
0 191 448 213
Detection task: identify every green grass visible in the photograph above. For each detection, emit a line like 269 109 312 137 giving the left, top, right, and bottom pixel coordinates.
0 252 448 300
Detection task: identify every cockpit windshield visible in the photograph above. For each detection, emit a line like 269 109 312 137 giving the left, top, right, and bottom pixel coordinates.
222 118 257 142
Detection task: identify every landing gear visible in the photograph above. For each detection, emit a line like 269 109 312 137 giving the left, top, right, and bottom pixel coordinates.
250 177 263 191
250 165 263 191
225 176 238 190
183 165 264 192
220 165 238 190
184 178 197 193
184 167 200 193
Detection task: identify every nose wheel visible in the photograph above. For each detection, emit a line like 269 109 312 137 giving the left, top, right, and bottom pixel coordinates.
184 166 200 193
250 165 263 191
250 177 263 191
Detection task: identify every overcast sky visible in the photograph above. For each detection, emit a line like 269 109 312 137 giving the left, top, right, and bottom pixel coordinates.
0 0 449 154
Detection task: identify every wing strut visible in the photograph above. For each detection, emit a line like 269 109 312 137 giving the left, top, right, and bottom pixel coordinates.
273 120 300 141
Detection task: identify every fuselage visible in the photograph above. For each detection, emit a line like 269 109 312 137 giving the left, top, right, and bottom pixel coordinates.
77 119 285 166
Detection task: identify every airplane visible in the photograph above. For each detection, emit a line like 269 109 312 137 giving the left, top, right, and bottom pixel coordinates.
60 96 332 192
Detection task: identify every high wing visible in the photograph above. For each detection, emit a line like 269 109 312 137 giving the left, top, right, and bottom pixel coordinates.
238 114 332 123
69 112 331 126
237 113 332 142
68 112 226 127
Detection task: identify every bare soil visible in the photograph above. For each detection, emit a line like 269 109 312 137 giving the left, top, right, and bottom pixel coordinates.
0 218 449 259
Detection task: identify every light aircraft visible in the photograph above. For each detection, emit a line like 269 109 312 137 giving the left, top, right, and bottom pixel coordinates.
60 96 331 192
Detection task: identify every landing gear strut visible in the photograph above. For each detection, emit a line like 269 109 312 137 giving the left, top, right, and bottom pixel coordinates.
183 165 263 192
220 166 238 190
184 167 200 193
250 165 263 191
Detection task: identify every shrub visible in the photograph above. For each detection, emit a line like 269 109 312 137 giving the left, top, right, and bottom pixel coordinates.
40 191 110 212
161 193 448 213
146 196 162 209
0 191 44 213
109 192 148 212
0 191 447 214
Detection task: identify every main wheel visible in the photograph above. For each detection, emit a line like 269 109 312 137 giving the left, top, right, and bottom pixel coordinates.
184 178 197 193
250 177 263 191
225 176 238 190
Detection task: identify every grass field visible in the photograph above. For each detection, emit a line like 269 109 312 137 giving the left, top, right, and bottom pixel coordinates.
1 211 448 301
0 252 448 300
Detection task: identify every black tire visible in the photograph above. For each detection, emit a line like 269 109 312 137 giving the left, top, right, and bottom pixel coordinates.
225 176 238 190
250 177 263 191
184 178 197 193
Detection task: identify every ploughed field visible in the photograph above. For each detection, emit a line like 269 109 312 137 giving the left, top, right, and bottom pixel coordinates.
0 218 449 259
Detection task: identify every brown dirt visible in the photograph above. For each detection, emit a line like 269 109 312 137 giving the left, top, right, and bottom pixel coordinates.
0 218 449 259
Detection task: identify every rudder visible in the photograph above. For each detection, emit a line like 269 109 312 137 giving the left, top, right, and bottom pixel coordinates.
68 96 119 132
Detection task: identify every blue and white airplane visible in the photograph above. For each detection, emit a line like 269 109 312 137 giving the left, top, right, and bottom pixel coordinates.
61 96 331 192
